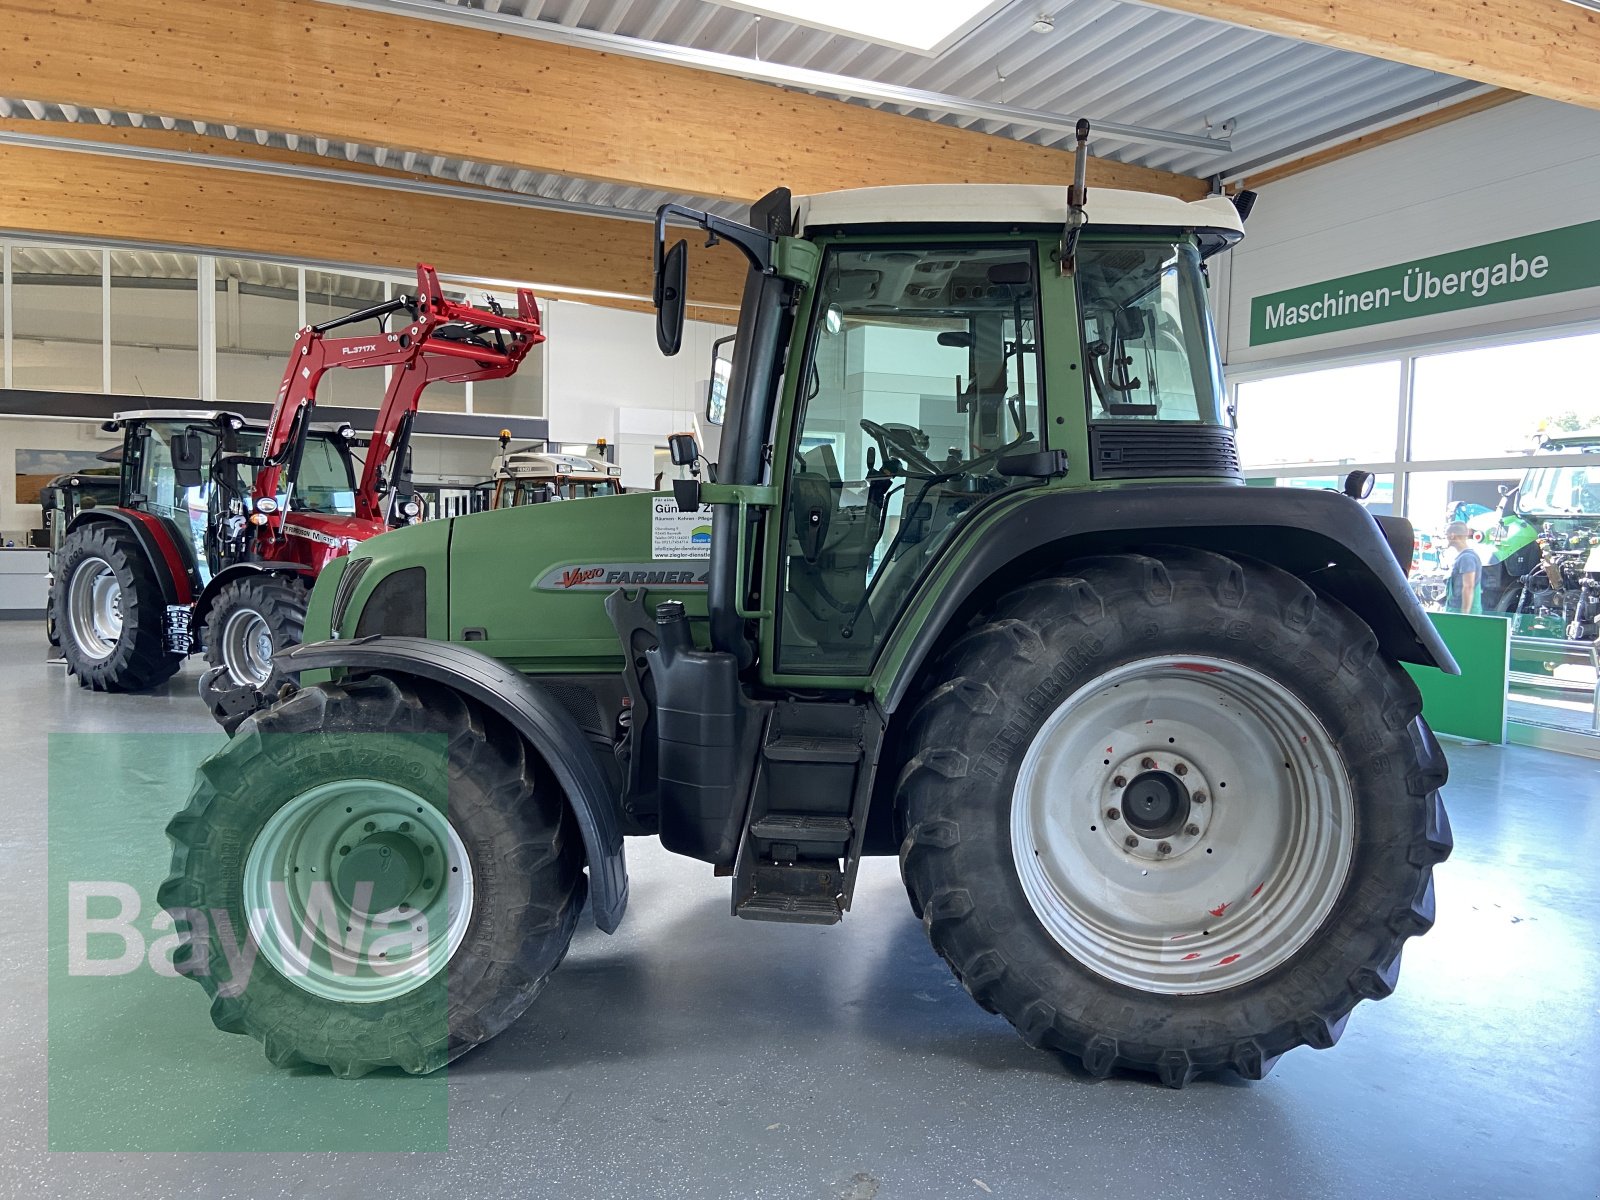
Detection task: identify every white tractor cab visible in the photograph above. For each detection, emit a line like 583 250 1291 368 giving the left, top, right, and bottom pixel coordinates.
488 431 624 508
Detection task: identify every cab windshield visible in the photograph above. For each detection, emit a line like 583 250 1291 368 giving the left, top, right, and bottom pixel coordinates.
291 434 357 515
1520 460 1600 517
1077 240 1226 424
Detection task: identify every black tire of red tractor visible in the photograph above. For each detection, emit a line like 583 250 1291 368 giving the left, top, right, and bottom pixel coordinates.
158 673 587 1077
894 547 1452 1087
201 573 309 695
56 522 182 691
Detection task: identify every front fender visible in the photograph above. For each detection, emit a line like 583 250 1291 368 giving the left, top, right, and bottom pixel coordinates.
279 636 628 933
880 484 1458 714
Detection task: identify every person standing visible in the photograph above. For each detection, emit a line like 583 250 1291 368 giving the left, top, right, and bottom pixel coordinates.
1444 521 1483 614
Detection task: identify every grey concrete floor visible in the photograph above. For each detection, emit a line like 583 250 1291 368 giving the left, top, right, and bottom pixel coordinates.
1 618 1598 1199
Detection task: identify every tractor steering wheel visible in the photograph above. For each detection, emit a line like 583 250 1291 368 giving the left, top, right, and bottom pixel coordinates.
861 419 939 476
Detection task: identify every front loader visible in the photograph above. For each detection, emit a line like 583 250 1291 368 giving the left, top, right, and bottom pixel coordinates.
160 125 1454 1086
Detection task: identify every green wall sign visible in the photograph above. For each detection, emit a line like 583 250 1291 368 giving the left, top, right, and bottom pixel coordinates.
1249 219 1600 346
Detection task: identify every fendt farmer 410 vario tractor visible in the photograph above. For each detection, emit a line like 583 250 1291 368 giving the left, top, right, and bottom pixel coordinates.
161 128 1454 1086
53 265 543 702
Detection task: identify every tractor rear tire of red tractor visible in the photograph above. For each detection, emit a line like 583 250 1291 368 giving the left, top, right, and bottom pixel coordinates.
158 673 587 1077
894 547 1452 1087
202 573 310 696
56 522 183 691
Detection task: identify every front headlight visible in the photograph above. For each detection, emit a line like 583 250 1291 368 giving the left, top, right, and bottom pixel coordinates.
354 567 426 638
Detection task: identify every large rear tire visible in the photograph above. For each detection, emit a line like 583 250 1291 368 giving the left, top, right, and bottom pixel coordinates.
895 548 1451 1086
158 673 587 1077
56 522 182 691
201 573 309 694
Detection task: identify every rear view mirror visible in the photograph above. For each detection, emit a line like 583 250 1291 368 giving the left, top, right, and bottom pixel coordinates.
172 431 205 490
655 238 688 356
936 331 972 348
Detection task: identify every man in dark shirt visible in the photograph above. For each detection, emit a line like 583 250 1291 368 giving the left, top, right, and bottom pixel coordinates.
1445 521 1483 614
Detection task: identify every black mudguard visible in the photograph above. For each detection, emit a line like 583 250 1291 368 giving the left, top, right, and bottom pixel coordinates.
279 635 629 933
882 484 1458 713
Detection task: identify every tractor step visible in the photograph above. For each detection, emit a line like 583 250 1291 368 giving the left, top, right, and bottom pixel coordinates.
735 894 843 925
762 735 862 764
735 863 845 925
749 814 853 840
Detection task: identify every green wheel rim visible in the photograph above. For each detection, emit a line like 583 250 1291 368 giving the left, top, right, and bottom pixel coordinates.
243 779 474 1003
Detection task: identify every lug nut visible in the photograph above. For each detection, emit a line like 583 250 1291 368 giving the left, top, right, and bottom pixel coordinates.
1124 835 1139 849
1113 775 1127 788
1192 791 1207 804
1185 823 1201 836
1141 757 1157 770
1106 808 1121 821
1174 763 1188 776
1157 842 1173 855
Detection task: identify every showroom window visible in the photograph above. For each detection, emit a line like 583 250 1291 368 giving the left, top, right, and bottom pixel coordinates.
1233 324 1600 744
215 258 302 403
304 269 390 409
9 245 105 392
109 250 201 400
1234 360 1402 468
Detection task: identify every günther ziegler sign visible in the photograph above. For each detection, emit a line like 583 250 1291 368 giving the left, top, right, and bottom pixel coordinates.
1249 218 1600 346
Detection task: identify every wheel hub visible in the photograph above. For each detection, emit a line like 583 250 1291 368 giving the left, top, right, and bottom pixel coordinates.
336 831 425 914
1121 771 1189 838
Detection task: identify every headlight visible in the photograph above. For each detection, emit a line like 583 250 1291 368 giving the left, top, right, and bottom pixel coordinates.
256 497 279 514
354 567 426 638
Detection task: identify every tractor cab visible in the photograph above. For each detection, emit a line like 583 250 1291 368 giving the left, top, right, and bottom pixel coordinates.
488 445 625 508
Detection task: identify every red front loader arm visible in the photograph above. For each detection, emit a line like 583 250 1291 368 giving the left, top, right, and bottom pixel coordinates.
251 263 543 533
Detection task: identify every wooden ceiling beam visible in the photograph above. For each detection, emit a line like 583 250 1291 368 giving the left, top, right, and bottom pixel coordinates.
0 136 747 317
0 0 1208 201
1144 0 1600 110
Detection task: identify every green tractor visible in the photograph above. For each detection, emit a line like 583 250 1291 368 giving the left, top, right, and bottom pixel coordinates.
160 133 1454 1086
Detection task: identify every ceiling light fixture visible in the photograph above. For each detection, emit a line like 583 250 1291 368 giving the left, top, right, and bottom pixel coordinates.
1031 14 1056 34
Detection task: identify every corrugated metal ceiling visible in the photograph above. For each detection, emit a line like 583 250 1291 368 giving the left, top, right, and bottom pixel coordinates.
0 0 1484 226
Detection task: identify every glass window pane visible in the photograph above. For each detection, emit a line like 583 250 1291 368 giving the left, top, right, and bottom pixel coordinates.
11 245 104 392
1234 361 1401 468
467 289 543 416
304 270 390 407
109 251 198 399
1410 332 1600 460
1079 241 1224 424
1249 472 1395 516
216 258 302 403
779 242 1045 674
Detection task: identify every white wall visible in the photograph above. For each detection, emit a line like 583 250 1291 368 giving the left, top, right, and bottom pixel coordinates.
542 299 734 490
1220 97 1600 370
0 415 121 542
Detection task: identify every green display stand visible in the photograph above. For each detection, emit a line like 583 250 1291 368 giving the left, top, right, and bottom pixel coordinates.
1403 611 1510 743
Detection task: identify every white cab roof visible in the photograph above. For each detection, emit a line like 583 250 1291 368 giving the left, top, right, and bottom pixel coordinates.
795 185 1244 240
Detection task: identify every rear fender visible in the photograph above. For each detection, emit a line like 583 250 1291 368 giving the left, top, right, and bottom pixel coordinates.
880 484 1458 715
279 635 628 933
65 508 195 606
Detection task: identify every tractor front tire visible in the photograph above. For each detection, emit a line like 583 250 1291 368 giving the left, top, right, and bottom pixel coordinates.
201 573 309 695
895 548 1451 1087
159 673 587 1077
56 522 182 691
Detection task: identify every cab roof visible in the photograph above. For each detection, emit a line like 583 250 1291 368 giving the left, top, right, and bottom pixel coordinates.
795 184 1244 247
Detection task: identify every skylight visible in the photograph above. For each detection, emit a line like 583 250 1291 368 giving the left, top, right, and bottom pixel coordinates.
712 0 1011 56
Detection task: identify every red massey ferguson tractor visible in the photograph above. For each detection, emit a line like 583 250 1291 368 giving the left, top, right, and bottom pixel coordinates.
52 265 543 702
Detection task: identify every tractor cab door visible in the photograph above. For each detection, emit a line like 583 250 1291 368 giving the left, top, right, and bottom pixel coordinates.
123 418 227 585
766 238 1051 680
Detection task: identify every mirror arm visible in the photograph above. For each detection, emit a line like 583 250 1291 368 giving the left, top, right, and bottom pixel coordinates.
655 204 775 279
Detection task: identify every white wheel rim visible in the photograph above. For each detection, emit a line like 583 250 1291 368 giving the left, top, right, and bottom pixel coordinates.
243 779 475 1004
1010 654 1355 994
221 606 274 687
67 555 122 660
